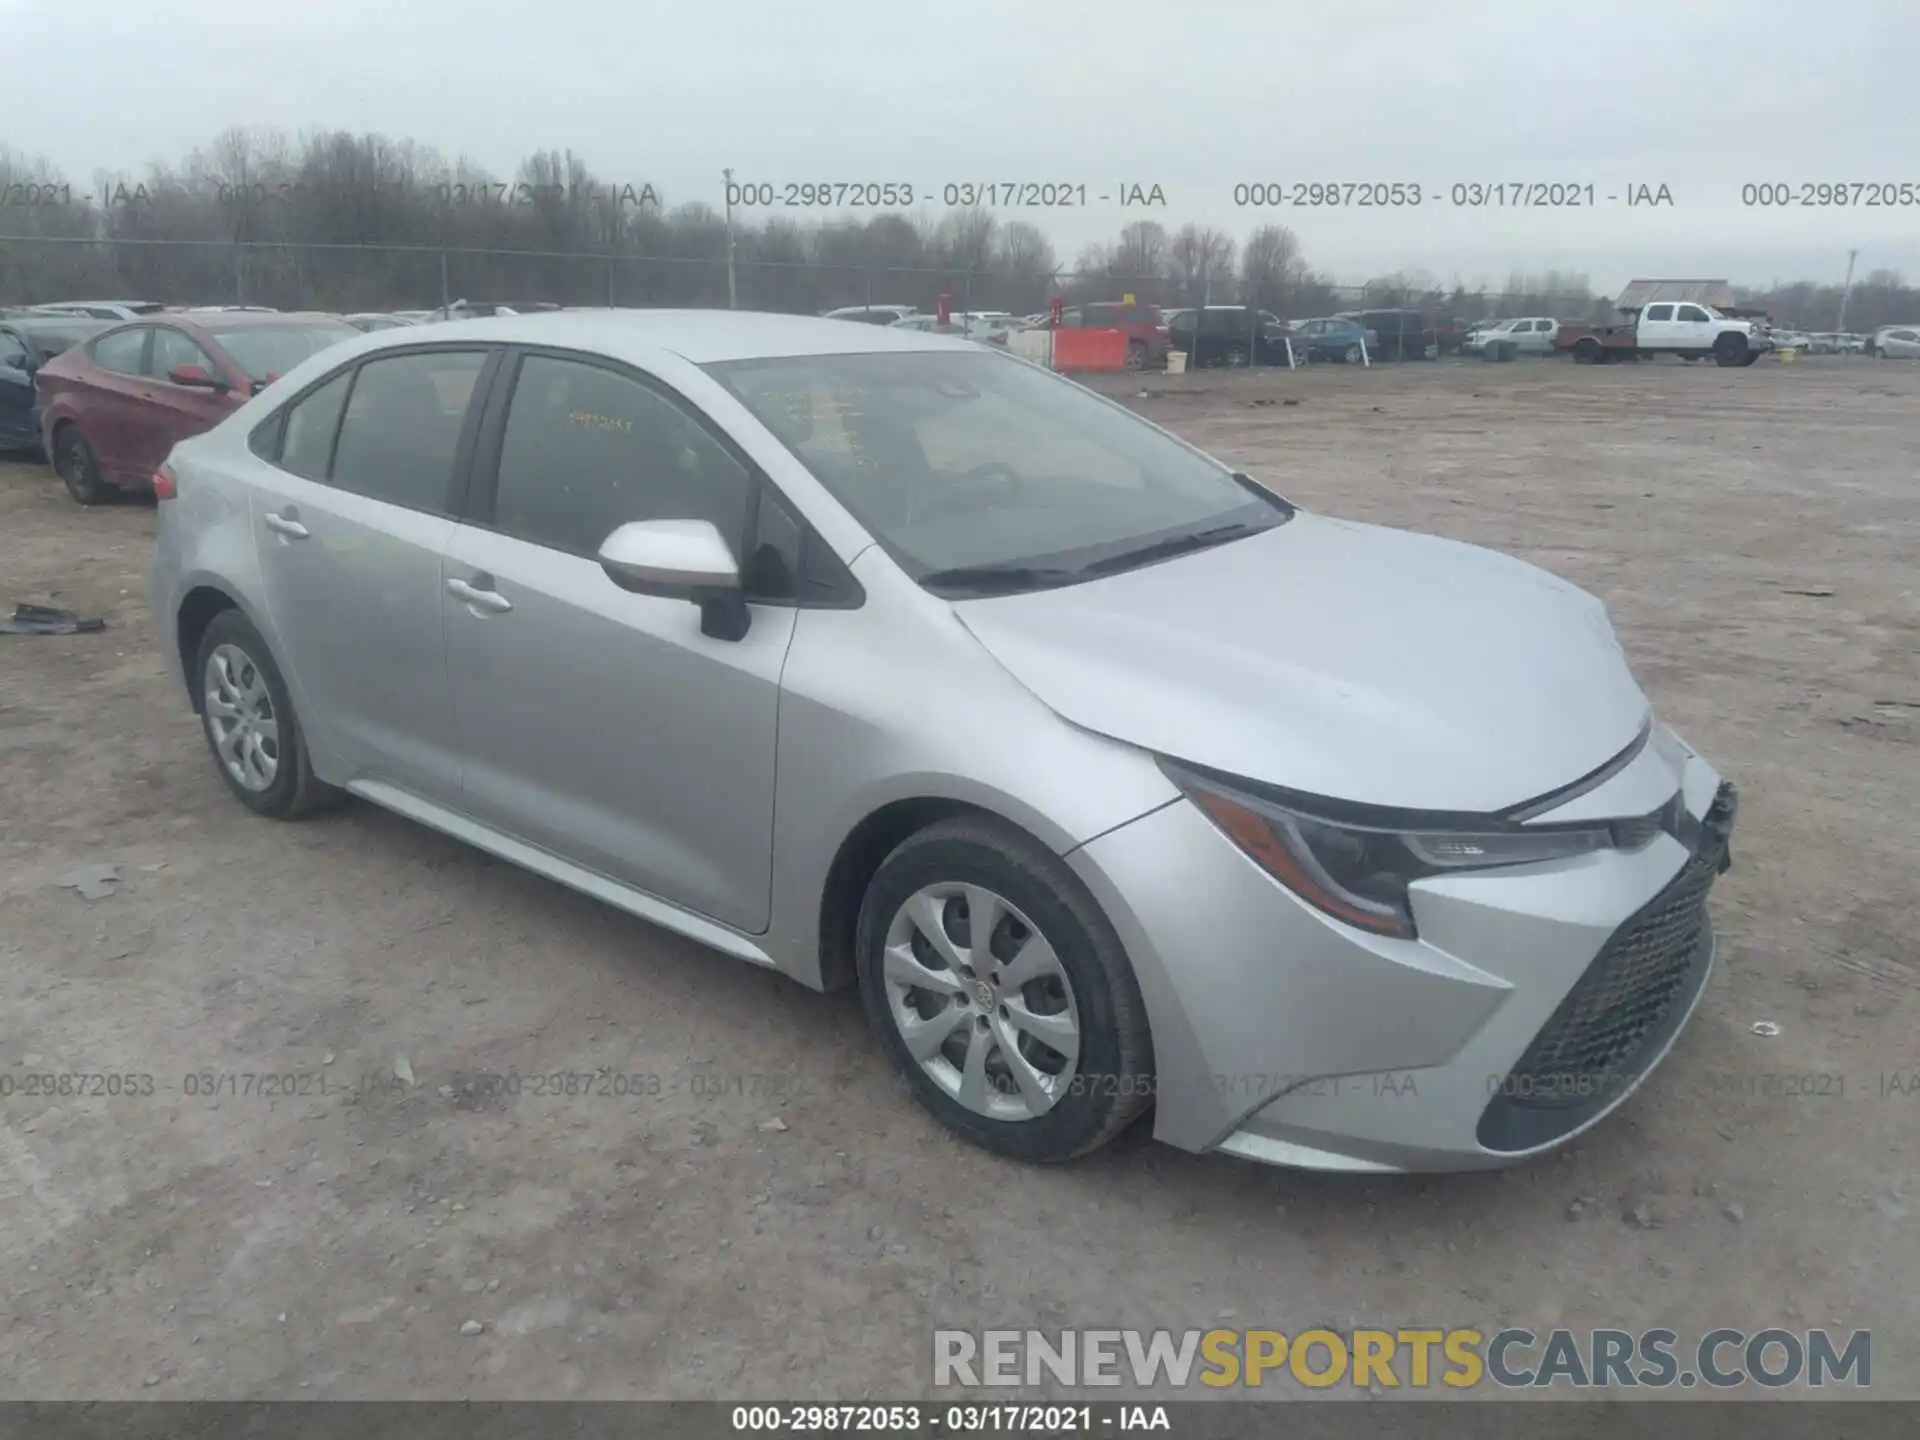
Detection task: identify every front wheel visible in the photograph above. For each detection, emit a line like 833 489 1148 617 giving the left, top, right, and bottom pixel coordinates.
1124 340 1147 371
856 817 1154 1163
53 425 108 505
1714 334 1749 367
1342 343 1362 364
1223 344 1248 368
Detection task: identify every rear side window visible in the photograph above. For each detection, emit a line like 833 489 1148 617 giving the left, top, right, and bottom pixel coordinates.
278 371 354 480
90 327 148 374
329 350 488 513
1643 304 1675 321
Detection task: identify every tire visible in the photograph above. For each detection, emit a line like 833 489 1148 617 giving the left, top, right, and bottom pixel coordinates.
192 608 344 820
1342 343 1362 364
855 816 1154 1164
1124 341 1147 371
1223 344 1248 368
1573 338 1603 365
1713 334 1748 367
53 424 109 505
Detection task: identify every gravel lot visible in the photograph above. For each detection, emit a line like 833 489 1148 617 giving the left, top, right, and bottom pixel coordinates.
1 354 1914 1400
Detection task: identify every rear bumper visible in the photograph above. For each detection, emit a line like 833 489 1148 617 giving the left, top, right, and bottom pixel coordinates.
1067 732 1734 1173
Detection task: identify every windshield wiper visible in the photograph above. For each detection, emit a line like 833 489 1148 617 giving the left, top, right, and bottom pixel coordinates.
917 563 1085 597
1077 520 1270 578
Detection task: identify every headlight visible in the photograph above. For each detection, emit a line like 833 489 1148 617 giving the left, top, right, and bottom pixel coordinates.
1161 760 1619 939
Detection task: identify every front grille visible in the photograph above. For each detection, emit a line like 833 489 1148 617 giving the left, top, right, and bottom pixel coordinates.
1478 782 1737 1148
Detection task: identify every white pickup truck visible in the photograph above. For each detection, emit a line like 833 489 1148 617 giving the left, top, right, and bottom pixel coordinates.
1556 302 1773 367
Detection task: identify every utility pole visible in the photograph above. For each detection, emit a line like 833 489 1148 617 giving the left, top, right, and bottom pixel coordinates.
721 167 739 310
1835 248 1859 333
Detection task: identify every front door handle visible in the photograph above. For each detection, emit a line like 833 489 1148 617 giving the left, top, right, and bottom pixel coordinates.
446 577 512 614
263 512 309 539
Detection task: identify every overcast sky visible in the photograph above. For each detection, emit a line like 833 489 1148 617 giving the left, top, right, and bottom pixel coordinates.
6 0 1917 292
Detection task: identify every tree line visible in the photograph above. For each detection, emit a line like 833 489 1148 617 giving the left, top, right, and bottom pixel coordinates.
2 129 1914 332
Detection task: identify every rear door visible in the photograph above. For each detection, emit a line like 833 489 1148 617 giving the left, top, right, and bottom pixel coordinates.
247 346 497 803
1637 303 1678 348
441 347 794 932
0 328 33 449
70 326 153 481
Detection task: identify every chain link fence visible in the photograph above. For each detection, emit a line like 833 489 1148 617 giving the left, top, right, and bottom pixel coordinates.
0 233 1613 356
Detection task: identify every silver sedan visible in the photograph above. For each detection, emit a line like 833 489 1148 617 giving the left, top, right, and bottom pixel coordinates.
150 310 1736 1174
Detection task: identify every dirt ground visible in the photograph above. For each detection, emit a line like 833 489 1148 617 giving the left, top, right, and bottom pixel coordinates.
0 354 1914 1401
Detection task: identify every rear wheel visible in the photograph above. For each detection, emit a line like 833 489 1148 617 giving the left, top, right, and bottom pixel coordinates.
193 609 344 819
856 816 1154 1163
1342 343 1362 363
1573 338 1604 365
53 425 108 505
1223 343 1248 368
1124 340 1147 371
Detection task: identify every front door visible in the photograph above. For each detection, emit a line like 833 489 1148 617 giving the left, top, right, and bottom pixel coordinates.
1672 304 1715 353
147 326 243 461
442 350 792 933
247 347 494 803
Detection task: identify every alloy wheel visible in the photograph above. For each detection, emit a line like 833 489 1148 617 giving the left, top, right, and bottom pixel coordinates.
881 882 1082 1121
204 643 281 791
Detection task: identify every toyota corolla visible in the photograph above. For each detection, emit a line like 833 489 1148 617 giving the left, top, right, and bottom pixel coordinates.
149 310 1736 1173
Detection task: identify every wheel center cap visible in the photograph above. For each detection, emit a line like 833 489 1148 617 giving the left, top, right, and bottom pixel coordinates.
971 979 995 1008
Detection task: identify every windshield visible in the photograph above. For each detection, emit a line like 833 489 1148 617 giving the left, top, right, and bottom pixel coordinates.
208 322 358 382
705 350 1292 595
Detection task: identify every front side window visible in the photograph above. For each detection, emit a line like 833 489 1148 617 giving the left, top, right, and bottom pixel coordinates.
150 327 218 381
90 327 148 374
707 350 1291 594
329 350 488 512
0 331 27 368
490 354 753 556
207 321 359 384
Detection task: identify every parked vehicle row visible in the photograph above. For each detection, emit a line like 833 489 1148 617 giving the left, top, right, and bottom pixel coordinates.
32 311 361 503
1557 303 1771 367
0 315 111 453
1867 325 1920 357
147 309 1738 1174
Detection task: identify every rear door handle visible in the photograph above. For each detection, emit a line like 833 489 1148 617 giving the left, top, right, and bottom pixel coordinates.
446 577 512 614
263 512 309 539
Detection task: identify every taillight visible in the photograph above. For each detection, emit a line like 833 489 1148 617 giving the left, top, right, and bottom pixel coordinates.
153 463 178 500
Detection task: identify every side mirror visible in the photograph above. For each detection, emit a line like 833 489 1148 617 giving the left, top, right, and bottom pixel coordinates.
168 363 223 389
598 518 750 641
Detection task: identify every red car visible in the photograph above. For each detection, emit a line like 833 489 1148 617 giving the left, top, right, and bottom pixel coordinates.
1055 300 1171 370
36 310 359 504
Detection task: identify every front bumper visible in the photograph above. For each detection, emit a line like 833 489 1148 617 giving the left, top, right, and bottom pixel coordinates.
1066 731 1734 1172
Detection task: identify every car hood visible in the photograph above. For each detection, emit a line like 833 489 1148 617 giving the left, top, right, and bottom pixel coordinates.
952 513 1651 814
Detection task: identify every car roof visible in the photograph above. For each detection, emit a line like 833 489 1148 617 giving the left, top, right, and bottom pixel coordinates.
159 310 355 334
4 314 110 335
384 308 988 362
